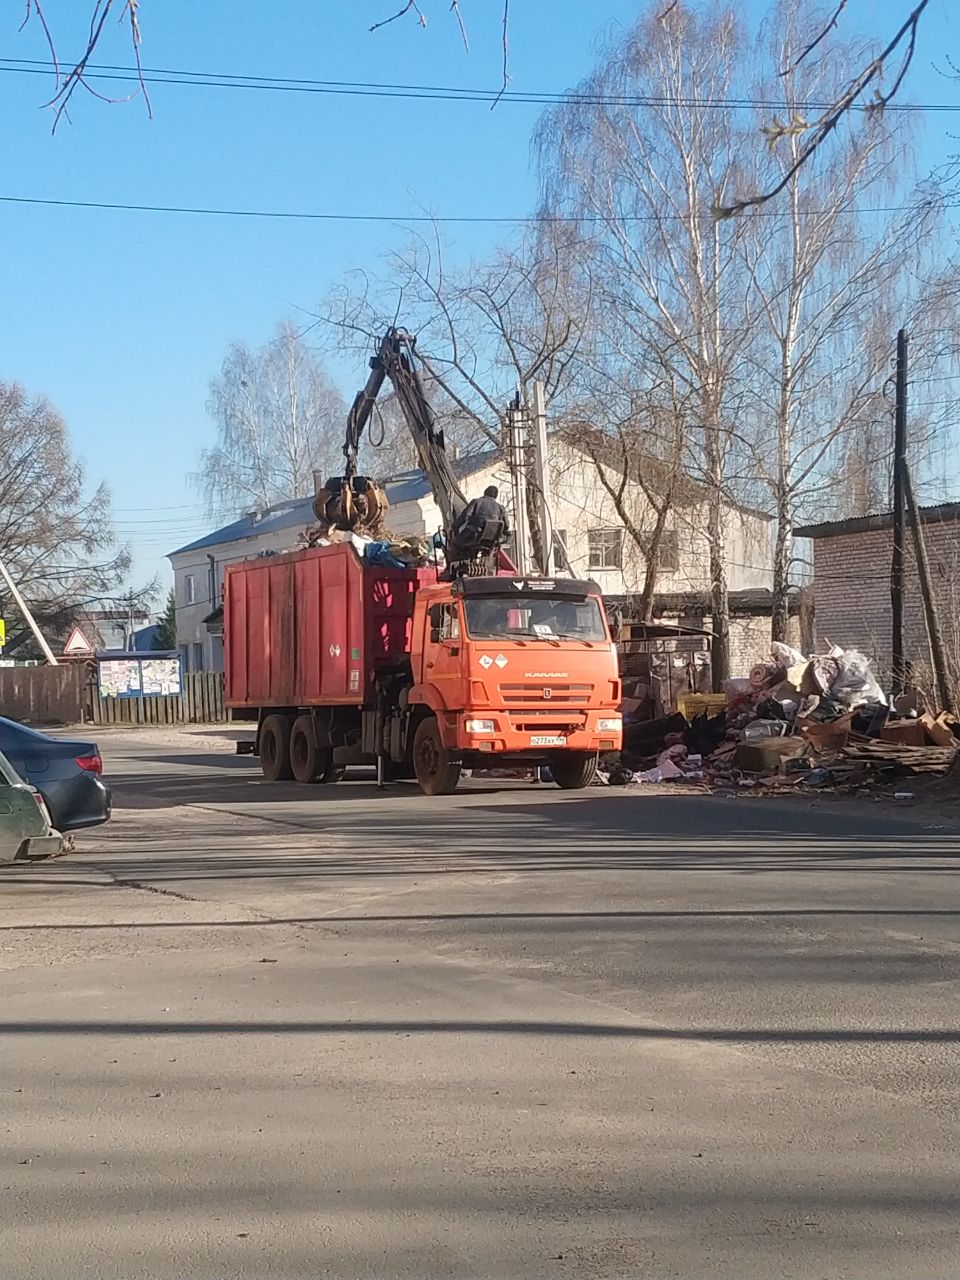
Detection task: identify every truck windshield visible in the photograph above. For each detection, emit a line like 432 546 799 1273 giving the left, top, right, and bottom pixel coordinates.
464 594 607 642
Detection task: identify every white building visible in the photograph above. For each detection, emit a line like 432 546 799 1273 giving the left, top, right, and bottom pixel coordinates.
169 442 773 672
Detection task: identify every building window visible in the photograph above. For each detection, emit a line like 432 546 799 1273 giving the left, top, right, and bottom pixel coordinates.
184 574 196 605
209 635 225 673
588 528 623 570
552 529 568 571
643 529 679 573
192 642 204 672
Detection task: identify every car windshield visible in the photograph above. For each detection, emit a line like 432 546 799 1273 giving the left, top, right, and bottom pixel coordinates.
464 594 607 642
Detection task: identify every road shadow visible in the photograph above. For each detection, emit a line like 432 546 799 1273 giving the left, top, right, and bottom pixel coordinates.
3 1017 956 1043
3 906 956 930
109 766 532 809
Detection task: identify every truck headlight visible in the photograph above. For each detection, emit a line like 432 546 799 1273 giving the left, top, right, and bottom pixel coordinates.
597 717 622 732
465 719 495 734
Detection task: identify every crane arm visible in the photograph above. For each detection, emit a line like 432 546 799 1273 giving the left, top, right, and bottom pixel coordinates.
342 328 467 533
316 326 512 576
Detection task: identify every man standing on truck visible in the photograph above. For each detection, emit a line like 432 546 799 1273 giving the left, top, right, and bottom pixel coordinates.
450 486 510 555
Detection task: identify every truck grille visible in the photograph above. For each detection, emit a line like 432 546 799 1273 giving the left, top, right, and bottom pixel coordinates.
500 682 593 704
511 721 584 734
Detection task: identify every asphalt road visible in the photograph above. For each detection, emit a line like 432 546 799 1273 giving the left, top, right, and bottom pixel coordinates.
2 728 958 1280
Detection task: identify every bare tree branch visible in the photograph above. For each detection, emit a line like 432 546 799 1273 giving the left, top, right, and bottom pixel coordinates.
369 1 426 35
490 0 511 110
449 0 469 51
717 0 932 217
781 0 848 73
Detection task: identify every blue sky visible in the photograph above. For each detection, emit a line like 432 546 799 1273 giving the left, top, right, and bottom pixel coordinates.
1 0 957 593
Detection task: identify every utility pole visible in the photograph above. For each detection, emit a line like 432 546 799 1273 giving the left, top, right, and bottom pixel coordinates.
900 460 955 713
0 556 59 665
891 328 907 694
506 400 532 575
529 382 554 576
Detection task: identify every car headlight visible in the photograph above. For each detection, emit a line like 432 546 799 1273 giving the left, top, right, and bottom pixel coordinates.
465 719 495 734
597 717 622 732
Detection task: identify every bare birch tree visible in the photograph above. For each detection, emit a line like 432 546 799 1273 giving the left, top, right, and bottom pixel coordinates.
738 0 944 640
193 322 346 519
535 2 759 685
564 385 691 623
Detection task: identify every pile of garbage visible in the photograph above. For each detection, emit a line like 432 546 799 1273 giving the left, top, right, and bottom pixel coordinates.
300 525 432 570
602 640 958 794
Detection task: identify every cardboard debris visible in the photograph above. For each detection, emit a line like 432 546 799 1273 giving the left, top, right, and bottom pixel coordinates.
736 737 808 774
919 712 958 748
796 710 856 751
880 720 929 748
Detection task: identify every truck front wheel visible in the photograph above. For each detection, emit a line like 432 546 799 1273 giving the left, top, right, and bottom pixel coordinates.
260 714 294 782
412 718 462 796
549 751 598 790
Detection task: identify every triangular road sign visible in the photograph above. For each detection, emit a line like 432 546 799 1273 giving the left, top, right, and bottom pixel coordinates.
63 626 93 656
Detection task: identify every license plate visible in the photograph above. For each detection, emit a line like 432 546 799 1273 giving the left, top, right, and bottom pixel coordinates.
530 735 566 747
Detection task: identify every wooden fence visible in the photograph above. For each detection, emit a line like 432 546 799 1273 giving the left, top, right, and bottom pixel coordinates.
0 664 229 726
0 664 87 724
89 671 226 725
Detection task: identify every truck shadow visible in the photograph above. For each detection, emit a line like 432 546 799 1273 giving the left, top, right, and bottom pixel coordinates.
109 761 531 809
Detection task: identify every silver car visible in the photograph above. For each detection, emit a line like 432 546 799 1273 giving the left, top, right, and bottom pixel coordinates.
0 747 64 863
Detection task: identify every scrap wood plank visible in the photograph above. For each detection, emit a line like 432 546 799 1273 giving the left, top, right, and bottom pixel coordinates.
841 741 957 774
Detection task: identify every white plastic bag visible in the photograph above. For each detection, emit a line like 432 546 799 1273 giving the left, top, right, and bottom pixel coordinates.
771 641 806 668
829 649 887 708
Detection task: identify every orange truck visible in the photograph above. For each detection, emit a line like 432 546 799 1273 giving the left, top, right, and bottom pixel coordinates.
224 543 622 795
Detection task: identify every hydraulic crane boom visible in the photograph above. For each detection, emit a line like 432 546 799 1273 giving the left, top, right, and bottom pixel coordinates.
315 327 511 576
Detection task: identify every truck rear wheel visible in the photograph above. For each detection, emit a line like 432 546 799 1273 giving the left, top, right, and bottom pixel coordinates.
412 717 462 796
260 714 294 782
290 715 345 784
549 751 598 790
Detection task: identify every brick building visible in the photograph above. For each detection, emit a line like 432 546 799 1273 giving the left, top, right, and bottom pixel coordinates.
794 502 960 682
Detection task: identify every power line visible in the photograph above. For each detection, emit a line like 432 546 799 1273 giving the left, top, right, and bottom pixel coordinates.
1 192 950 225
111 502 207 512
2 57 958 113
110 517 213 527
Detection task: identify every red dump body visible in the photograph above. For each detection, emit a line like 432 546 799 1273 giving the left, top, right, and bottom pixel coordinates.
224 543 434 709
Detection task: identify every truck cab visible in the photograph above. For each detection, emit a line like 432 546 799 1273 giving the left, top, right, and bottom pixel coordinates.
405 575 622 794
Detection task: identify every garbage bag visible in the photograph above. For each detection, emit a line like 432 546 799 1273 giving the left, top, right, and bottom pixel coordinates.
608 764 637 786
830 649 887 708
755 696 788 722
364 541 409 570
771 641 806 668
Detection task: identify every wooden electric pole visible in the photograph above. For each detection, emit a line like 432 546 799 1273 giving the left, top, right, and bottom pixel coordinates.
0 556 59 665
900 460 955 713
890 328 907 694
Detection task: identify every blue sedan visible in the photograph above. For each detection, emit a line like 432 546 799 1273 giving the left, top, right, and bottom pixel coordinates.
0 717 111 833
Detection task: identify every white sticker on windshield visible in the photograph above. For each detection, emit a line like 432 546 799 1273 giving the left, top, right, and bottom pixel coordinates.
533 623 555 636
